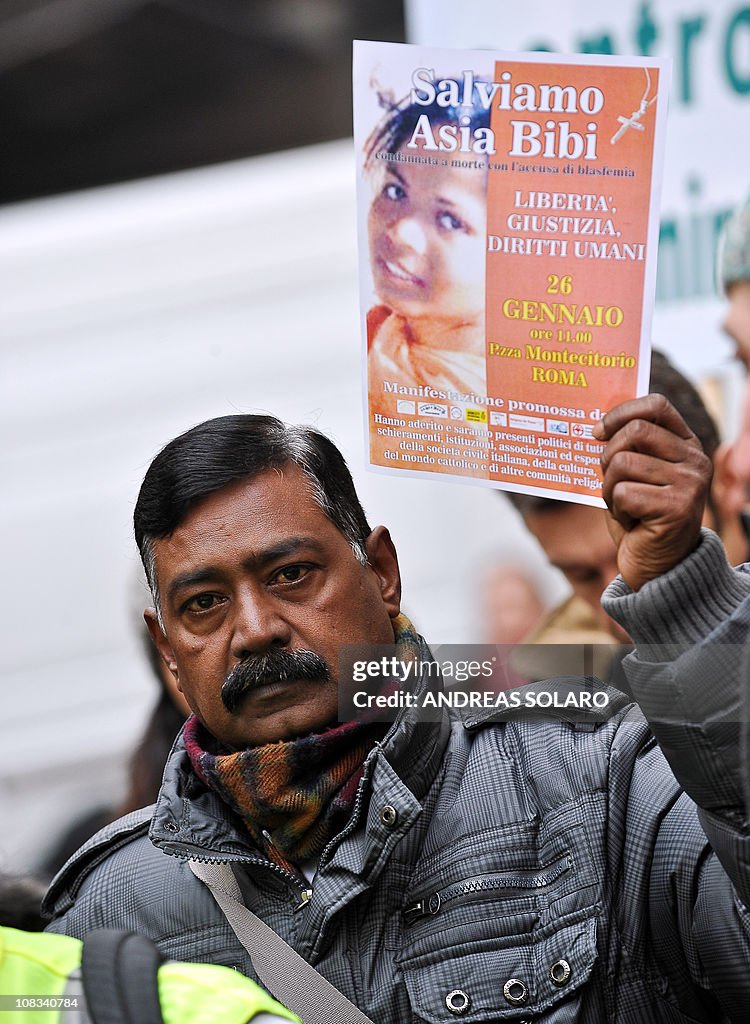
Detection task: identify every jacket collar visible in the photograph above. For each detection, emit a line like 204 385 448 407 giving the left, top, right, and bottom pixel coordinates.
150 631 450 860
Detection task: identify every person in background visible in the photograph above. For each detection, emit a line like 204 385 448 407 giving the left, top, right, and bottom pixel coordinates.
718 196 750 498
505 350 729 661
0 875 46 932
479 563 546 646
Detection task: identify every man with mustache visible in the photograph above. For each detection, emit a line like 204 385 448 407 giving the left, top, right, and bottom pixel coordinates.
44 409 750 1022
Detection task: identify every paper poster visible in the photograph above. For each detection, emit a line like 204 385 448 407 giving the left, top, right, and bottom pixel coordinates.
354 40 670 505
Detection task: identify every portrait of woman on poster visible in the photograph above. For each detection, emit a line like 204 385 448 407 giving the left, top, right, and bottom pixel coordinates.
364 83 490 400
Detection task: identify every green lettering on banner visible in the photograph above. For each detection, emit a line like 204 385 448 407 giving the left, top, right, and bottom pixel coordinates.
634 1 660 55
724 7 750 94
521 3 750 107
576 33 615 53
656 190 735 303
678 14 707 102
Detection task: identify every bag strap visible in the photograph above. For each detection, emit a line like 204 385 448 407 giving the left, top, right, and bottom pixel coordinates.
81 929 164 1024
189 859 375 1024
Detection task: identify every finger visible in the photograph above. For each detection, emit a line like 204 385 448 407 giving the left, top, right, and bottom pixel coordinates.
606 479 685 527
602 450 689 496
601 430 712 509
599 419 706 474
602 452 709 520
593 393 696 443
602 452 708 517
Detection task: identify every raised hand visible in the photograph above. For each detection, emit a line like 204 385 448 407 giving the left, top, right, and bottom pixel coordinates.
593 393 712 591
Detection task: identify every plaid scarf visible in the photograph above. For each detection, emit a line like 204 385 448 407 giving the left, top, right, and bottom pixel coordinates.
183 615 421 874
183 716 383 873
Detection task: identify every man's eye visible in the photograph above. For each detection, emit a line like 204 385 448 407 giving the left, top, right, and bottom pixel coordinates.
271 565 310 585
184 594 222 613
567 570 599 584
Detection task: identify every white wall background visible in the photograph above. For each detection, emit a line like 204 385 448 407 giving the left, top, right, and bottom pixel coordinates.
0 140 564 874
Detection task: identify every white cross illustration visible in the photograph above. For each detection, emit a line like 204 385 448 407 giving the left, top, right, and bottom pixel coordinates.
611 100 649 144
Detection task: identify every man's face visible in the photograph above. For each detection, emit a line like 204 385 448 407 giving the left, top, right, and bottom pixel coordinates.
145 465 401 749
723 281 750 485
522 502 629 643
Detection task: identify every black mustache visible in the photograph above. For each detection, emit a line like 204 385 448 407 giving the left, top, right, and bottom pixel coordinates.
221 648 330 713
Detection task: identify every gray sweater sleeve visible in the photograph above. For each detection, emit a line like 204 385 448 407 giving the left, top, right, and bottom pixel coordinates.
602 529 750 651
601 528 750 910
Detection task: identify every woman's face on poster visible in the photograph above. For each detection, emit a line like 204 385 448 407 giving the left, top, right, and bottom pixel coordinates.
367 150 486 322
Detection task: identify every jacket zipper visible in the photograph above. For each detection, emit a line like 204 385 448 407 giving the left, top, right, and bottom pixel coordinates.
316 746 377 871
403 854 571 925
171 743 381 909
181 846 313 910
262 829 314 911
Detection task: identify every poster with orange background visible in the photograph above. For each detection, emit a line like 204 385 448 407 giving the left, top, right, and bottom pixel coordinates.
354 41 670 505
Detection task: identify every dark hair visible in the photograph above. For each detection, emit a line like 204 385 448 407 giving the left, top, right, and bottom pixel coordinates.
0 874 47 931
116 689 186 817
134 415 372 608
365 78 492 164
506 348 720 517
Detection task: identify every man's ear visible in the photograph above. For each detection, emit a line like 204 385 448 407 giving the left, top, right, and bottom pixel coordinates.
365 526 402 618
712 441 747 520
144 608 181 688
710 441 750 565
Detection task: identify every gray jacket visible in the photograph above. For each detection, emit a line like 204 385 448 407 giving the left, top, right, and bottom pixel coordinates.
45 534 750 1022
